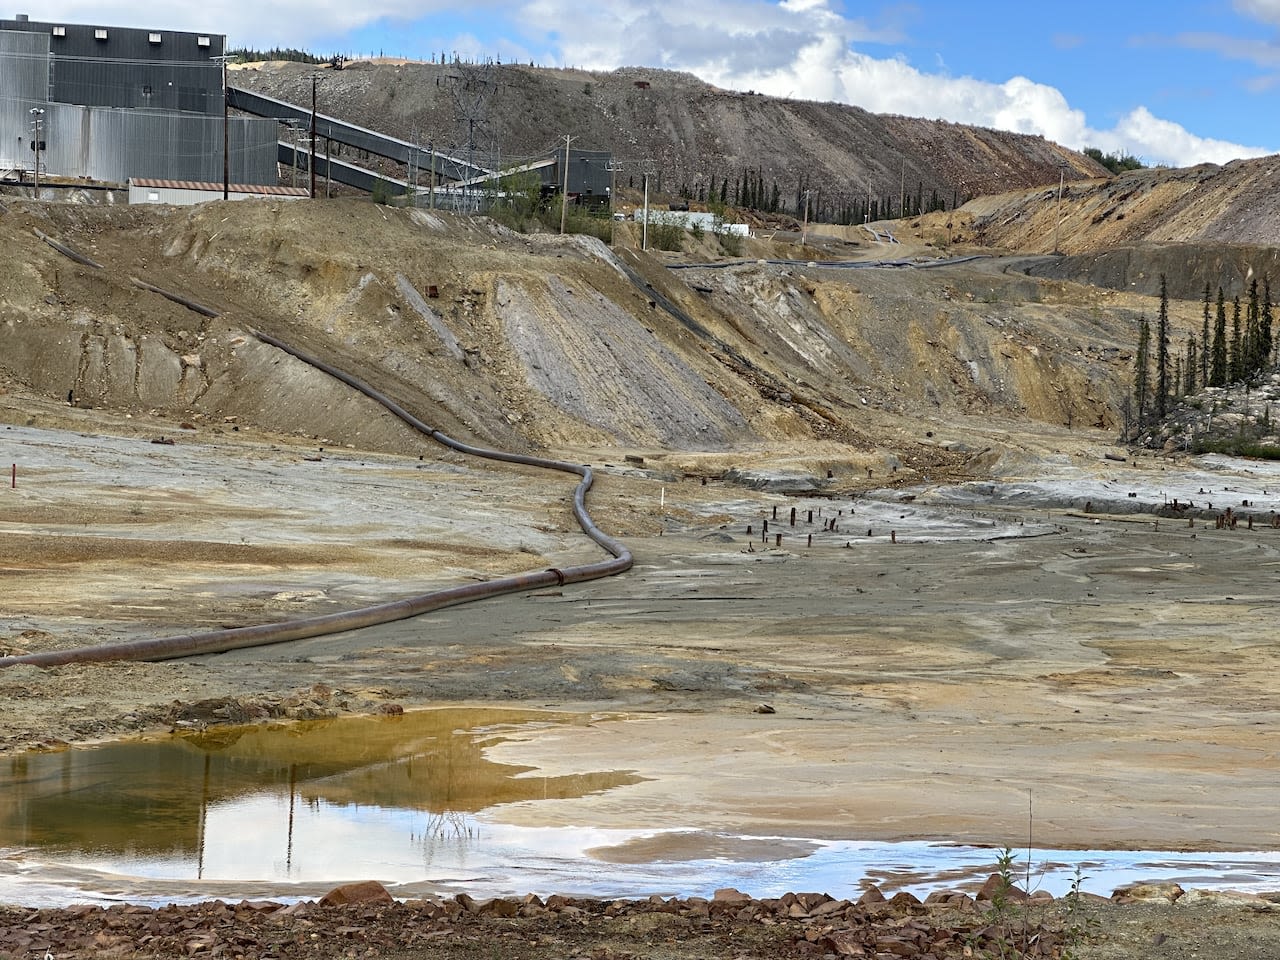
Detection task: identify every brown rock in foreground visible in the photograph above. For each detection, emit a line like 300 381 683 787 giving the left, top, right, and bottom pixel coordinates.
319 879 395 906
7 884 1275 960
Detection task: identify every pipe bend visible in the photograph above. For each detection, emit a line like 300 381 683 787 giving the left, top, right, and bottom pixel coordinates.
0 330 631 670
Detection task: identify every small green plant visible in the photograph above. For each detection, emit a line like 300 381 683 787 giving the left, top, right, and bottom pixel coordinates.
718 230 742 256
1059 866 1098 960
980 847 1028 959
649 218 685 252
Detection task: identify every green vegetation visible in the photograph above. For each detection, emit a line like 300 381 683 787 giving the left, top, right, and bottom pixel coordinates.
647 218 685 252
481 175 612 242
228 47 326 64
967 843 1095 960
1132 271 1279 451
1190 438 1280 459
1083 147 1145 174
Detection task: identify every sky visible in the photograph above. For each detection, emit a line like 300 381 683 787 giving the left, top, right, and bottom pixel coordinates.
26 0 1280 167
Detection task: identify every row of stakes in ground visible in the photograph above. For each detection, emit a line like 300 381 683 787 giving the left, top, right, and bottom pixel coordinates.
746 504 897 546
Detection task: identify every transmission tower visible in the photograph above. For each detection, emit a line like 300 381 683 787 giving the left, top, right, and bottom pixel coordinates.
445 63 498 210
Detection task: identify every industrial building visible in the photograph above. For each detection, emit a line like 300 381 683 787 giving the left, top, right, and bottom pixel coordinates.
0 14 277 185
128 178 308 204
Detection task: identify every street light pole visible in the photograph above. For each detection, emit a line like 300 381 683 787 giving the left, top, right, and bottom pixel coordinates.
28 107 44 194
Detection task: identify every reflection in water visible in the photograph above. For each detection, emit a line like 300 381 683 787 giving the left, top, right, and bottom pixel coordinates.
0 708 640 882
2 710 1278 907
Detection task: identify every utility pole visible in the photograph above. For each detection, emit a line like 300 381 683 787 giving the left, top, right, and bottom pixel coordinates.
559 134 576 234
309 75 318 199
899 158 905 219
211 55 233 199
801 189 810 246
28 107 43 194
642 172 650 251
606 159 622 241
429 140 436 209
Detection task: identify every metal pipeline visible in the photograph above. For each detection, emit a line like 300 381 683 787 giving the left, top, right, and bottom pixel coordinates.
33 229 105 270
0 330 631 669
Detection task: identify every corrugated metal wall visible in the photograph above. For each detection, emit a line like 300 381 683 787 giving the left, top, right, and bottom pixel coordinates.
83 110 278 183
14 101 276 183
0 30 50 170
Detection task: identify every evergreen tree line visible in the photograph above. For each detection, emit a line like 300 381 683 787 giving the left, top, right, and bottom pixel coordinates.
1133 274 1275 432
676 169 949 223
227 47 328 64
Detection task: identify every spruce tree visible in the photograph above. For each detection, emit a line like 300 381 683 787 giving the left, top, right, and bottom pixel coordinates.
1156 274 1170 418
1134 315 1151 429
1246 278 1261 377
1230 295 1243 382
1201 282 1211 388
1263 277 1274 368
1210 287 1228 386
1185 335 1197 395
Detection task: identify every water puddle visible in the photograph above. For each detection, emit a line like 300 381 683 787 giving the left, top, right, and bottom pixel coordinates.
1 709 1277 906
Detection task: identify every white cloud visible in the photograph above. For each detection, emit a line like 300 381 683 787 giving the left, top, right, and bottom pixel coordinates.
1233 0 1280 26
523 0 1271 167
1107 107 1264 167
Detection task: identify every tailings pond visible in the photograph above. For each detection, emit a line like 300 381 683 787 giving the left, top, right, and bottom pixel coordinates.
1 709 1277 907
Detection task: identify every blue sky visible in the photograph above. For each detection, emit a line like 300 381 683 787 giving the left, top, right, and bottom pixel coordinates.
34 0 1280 166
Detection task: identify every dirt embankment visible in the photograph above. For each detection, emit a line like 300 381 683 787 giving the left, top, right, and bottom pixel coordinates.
1 198 1178 460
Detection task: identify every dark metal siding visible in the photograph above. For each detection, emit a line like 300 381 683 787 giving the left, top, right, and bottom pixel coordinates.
0 19 224 114
546 149 613 197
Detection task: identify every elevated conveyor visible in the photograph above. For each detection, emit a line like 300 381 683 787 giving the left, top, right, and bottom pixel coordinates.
229 85 490 182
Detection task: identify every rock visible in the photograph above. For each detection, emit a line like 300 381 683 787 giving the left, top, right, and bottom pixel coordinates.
477 898 518 917
753 703 776 714
809 898 851 918
712 887 752 903
319 880 394 906
976 873 1029 902
1177 888 1275 910
819 930 867 956
1113 881 1184 903
857 885 886 905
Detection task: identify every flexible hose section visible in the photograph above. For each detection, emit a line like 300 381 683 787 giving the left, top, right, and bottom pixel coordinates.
0 330 632 669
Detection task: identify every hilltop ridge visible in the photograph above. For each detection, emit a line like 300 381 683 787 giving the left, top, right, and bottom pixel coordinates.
231 58 1106 214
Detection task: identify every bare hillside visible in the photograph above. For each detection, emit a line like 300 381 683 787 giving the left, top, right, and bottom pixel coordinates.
921 156 1280 298
232 59 1104 214
0 199 1166 477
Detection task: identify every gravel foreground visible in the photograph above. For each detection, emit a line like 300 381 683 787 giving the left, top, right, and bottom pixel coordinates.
4 881 1280 960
